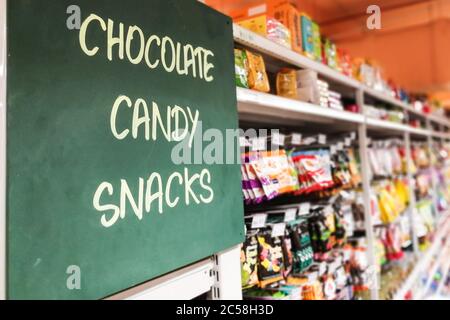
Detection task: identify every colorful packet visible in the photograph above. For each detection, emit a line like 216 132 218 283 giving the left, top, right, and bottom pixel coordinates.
257 230 284 288
251 150 299 198
241 235 259 289
281 230 293 278
234 48 249 88
276 68 298 99
246 50 270 93
289 221 314 274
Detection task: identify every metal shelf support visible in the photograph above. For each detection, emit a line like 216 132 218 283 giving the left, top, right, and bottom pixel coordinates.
357 88 380 300
404 132 420 256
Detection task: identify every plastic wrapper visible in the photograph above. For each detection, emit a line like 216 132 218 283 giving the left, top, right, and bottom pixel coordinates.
241 235 259 289
234 48 249 88
246 50 270 93
276 68 298 99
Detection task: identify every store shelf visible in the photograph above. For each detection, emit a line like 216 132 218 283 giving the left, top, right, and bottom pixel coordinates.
363 86 408 109
233 17 450 302
366 117 411 134
107 259 214 300
417 236 450 299
428 113 450 128
237 87 364 127
393 212 450 300
237 88 449 140
233 24 361 89
406 126 432 138
363 86 431 123
233 24 450 134
436 259 450 296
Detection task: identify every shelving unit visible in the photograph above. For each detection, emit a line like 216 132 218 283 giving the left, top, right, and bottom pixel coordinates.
393 213 450 300
233 24 450 301
234 24 361 90
234 24 450 134
237 87 364 127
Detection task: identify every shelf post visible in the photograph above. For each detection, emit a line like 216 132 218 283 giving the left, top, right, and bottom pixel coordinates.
0 0 7 301
404 132 420 256
357 88 379 300
426 119 439 221
210 245 243 300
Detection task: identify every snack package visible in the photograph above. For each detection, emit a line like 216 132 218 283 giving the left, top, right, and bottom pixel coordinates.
238 15 291 49
311 21 322 62
271 1 303 53
347 148 362 186
243 288 290 300
281 231 294 278
240 165 251 203
289 221 314 273
302 279 324 300
234 48 249 88
301 14 314 59
322 38 338 70
257 230 284 287
378 186 396 223
308 213 332 258
382 225 404 261
246 50 270 93
266 17 292 49
241 235 259 289
291 149 335 195
276 68 298 99
251 150 299 196
242 153 266 203
338 49 353 77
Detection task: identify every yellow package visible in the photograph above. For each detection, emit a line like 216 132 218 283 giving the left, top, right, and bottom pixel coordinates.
276 68 298 99
238 15 292 49
253 150 299 195
378 188 397 223
394 179 409 209
246 50 270 93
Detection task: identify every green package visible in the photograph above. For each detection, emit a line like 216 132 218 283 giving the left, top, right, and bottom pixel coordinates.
311 21 322 62
234 48 249 88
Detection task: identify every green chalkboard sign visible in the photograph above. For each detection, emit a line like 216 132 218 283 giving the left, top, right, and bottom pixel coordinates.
7 0 244 299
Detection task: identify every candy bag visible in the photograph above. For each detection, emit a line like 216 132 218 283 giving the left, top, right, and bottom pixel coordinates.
234 48 249 88
276 68 298 99
246 50 270 93
257 230 284 287
241 235 259 289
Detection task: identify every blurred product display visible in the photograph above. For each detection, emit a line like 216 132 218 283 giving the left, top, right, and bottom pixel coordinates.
218 0 450 300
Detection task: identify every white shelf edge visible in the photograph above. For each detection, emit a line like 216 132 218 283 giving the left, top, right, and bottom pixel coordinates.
106 259 214 300
416 236 450 299
428 113 450 127
237 88 447 138
406 126 432 137
237 87 365 124
363 86 409 110
364 117 411 133
435 258 450 296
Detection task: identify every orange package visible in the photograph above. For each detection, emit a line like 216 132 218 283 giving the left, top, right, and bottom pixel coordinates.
246 50 270 93
231 1 303 54
276 68 298 99
270 1 303 54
